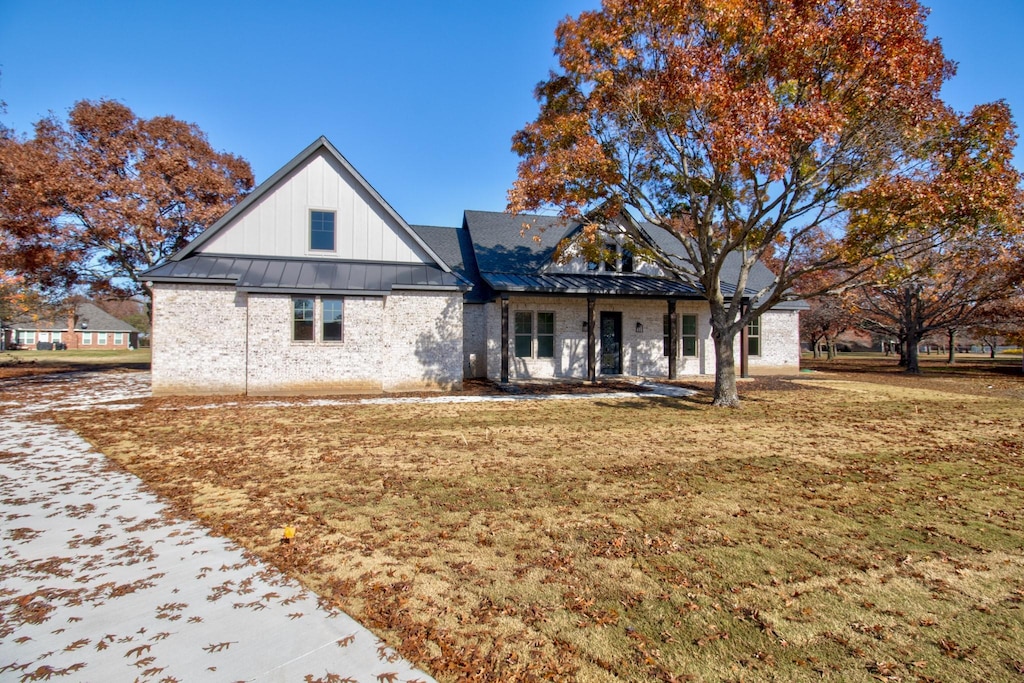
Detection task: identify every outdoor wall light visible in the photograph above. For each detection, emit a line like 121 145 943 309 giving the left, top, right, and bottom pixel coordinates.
582 321 588 331
636 322 644 333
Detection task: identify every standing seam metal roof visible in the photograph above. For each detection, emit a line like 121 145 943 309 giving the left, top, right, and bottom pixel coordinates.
143 255 463 294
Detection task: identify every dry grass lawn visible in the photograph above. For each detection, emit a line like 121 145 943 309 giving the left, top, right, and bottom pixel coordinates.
57 358 1024 682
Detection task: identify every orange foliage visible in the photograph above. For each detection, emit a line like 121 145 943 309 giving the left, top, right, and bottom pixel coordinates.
0 100 253 299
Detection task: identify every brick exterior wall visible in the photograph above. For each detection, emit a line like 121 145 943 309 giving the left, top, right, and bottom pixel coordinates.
484 296 801 381
151 284 462 396
151 284 249 395
462 303 488 378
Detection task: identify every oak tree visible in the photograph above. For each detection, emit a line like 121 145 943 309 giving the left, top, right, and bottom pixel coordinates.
0 100 253 301
508 0 1010 405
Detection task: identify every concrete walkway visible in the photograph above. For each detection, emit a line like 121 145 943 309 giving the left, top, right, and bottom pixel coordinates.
0 370 435 682
0 370 693 682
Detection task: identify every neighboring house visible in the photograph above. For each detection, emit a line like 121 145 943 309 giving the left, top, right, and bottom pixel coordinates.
6 302 140 350
144 137 803 396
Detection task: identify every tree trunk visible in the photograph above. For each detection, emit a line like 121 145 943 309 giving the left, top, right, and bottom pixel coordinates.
711 328 741 407
989 344 996 359
901 285 922 374
826 340 836 360
946 329 956 364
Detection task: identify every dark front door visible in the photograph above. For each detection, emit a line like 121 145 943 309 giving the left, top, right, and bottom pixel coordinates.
600 312 622 375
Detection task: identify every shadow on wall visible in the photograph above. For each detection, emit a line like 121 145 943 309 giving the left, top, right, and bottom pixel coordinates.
414 296 463 389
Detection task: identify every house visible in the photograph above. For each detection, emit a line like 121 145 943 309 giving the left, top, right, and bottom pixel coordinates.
5 302 140 351
411 211 804 383
144 137 802 395
143 138 465 395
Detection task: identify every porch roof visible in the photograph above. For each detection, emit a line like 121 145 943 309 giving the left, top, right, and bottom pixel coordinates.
144 255 465 295
481 271 704 298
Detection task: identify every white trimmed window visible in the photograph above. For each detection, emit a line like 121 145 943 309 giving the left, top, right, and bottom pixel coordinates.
52 331 61 343
97 332 108 345
114 332 124 345
292 296 343 343
310 210 336 252
681 315 697 357
514 311 555 358
747 317 761 357
18 331 35 345
82 332 93 345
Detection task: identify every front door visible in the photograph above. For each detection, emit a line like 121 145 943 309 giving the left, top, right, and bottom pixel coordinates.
600 312 622 375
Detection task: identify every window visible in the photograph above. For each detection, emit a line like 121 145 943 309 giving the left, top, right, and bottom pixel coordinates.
310 210 336 251
621 249 634 273
114 332 123 346
662 315 672 356
322 299 343 342
514 311 533 358
19 331 35 345
82 332 92 345
604 243 618 272
536 312 555 358
747 317 761 356
293 298 315 341
97 332 108 345
682 315 697 357
515 311 555 358
52 331 61 343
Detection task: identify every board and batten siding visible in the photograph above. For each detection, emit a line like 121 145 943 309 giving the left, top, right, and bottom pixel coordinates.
200 150 434 264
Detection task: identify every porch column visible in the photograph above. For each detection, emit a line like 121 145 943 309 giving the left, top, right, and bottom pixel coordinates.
667 299 678 380
740 300 750 379
587 296 596 382
500 294 510 383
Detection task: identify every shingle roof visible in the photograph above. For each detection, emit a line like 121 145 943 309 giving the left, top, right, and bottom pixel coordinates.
10 303 140 333
459 210 806 309
410 225 492 303
144 255 463 294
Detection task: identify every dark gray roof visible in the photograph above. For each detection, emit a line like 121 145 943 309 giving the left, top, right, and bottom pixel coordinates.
461 210 806 309
11 302 139 333
144 255 463 294
410 225 492 303
463 210 576 273
482 272 701 298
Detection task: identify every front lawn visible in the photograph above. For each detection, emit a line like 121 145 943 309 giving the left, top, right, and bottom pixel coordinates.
0 348 150 378
58 365 1024 682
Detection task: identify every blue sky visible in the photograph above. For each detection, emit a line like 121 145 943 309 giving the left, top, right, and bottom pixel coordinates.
1 0 1021 228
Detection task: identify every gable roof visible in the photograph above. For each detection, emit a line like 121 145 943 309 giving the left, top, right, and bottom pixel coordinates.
170 137 451 273
11 302 140 333
455 210 805 309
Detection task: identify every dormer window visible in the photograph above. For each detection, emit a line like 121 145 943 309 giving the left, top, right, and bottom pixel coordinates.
310 210 336 251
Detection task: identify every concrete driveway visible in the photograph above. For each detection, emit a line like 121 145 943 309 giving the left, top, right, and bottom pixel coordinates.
0 370 434 682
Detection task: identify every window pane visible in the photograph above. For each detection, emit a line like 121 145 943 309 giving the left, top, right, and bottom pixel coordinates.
682 315 697 336
514 311 532 335
536 335 554 358
604 243 617 271
683 337 697 357
514 335 532 358
293 298 314 341
662 315 671 356
322 299 343 341
310 210 335 251
748 337 760 356
536 312 554 335
622 249 634 273
536 313 555 358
